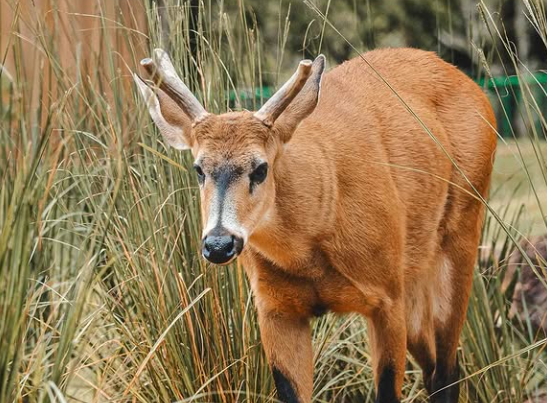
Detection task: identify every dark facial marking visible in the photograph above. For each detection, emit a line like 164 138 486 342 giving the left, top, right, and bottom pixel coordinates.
193 164 205 184
208 164 244 230
211 164 244 186
376 365 400 403
272 366 300 403
249 161 268 193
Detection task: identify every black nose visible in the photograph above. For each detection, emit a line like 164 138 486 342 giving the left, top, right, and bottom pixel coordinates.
202 231 243 265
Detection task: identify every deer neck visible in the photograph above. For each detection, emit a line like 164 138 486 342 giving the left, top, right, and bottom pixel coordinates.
247 141 337 269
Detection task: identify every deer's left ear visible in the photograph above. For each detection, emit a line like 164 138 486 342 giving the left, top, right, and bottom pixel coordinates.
254 55 326 143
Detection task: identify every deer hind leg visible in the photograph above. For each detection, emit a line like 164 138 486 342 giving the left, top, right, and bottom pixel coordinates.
368 298 407 403
405 281 436 393
430 240 478 402
428 144 492 402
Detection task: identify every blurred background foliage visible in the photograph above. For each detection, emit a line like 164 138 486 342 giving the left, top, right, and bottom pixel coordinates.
213 0 544 75
2 0 546 138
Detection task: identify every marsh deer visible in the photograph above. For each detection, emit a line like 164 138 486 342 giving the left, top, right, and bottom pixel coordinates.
133 48 496 403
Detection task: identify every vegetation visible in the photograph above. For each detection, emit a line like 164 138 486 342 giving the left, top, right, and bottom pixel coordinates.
0 0 546 402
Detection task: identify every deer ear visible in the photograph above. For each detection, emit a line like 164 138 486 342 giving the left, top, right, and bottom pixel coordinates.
276 55 325 142
133 49 209 150
133 73 192 150
255 55 326 143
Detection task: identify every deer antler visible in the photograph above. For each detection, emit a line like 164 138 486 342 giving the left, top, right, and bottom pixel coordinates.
140 49 208 122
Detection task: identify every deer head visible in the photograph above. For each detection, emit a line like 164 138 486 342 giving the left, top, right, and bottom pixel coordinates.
134 49 325 265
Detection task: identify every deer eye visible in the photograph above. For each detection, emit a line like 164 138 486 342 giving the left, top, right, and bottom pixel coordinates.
250 162 268 187
193 164 205 184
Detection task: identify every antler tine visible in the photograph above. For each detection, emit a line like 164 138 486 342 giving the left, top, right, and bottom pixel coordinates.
254 60 313 127
140 49 208 122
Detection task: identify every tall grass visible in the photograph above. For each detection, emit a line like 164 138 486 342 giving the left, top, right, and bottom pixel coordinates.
0 0 546 402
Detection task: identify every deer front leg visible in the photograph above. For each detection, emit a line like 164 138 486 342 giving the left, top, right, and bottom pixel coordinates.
257 307 313 403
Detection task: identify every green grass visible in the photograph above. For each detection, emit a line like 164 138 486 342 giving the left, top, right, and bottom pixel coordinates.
1 0 546 402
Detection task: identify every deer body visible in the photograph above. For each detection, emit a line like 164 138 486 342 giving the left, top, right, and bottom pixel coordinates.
134 47 497 403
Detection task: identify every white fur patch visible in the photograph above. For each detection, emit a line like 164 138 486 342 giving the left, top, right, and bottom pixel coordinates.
433 255 453 323
202 190 220 237
407 291 424 337
219 194 248 243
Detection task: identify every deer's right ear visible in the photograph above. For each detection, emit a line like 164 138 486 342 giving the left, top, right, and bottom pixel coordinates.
133 73 192 150
254 55 325 143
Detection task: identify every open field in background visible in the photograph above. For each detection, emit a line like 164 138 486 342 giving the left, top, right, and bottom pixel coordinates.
490 141 547 236
1 0 546 402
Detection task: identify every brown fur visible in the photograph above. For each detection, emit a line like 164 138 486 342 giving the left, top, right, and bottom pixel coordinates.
137 48 497 402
